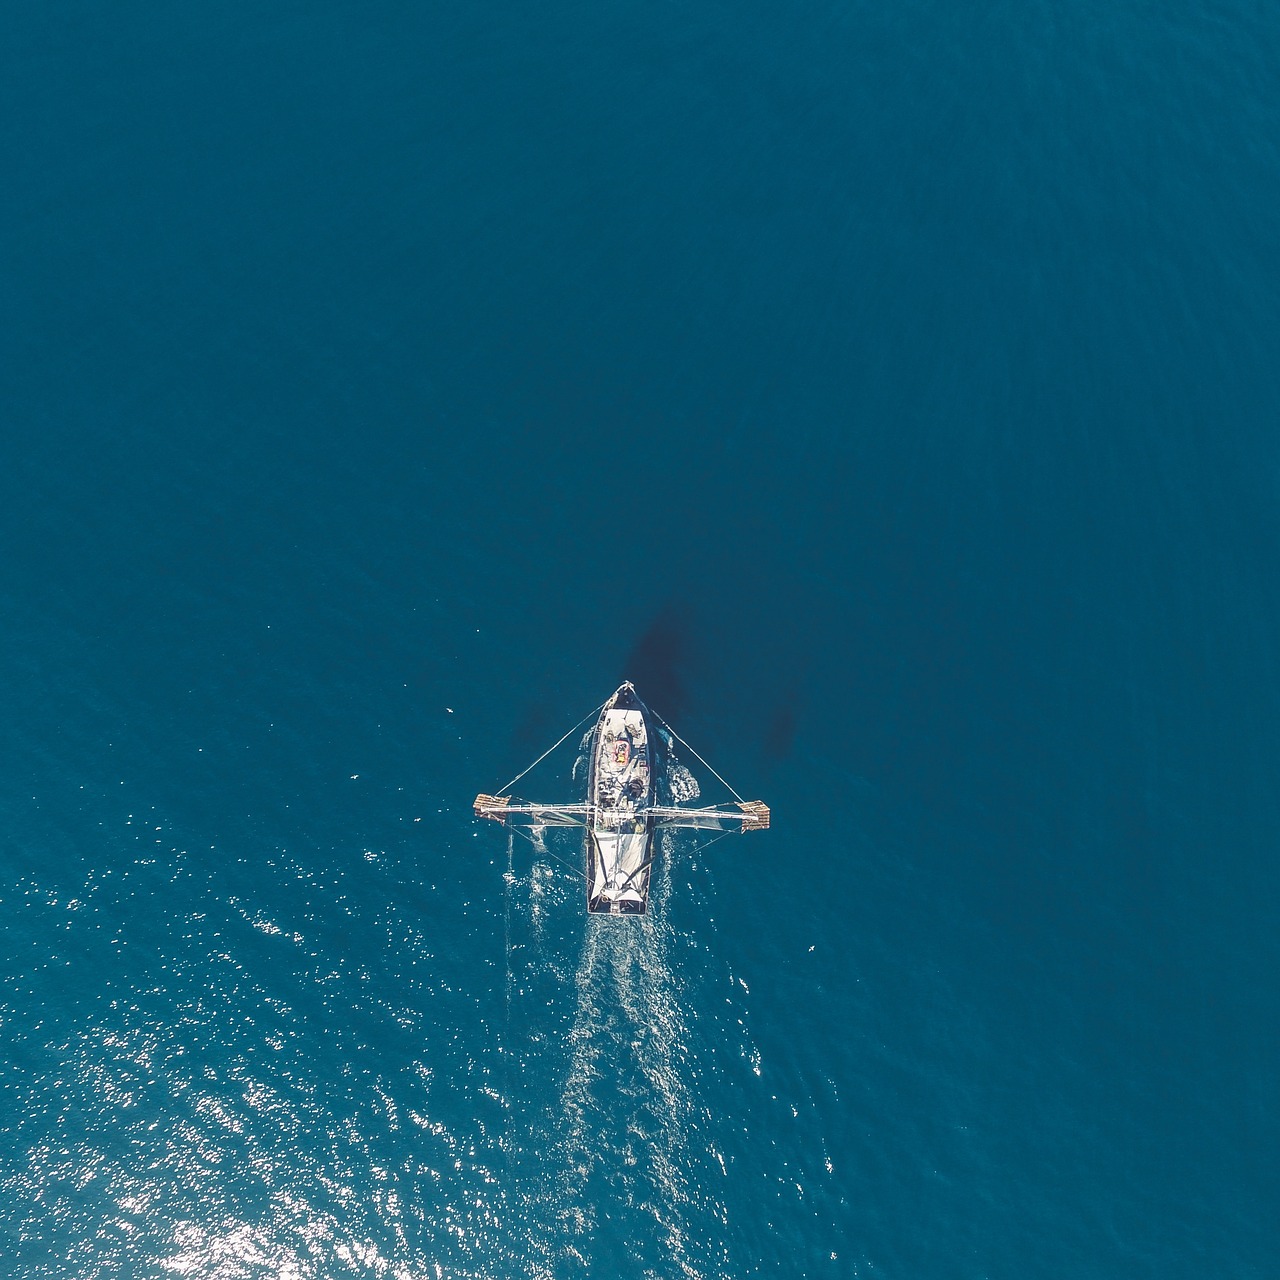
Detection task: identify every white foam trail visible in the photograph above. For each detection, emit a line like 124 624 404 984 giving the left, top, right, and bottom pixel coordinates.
499 825 732 1278
667 762 701 803
552 833 718 1280
504 829 515 1025
528 860 553 943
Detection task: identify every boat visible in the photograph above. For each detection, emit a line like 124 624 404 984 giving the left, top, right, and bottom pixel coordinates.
474 682 769 915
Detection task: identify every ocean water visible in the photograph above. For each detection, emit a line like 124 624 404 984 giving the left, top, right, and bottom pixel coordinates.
2 2 1277 1276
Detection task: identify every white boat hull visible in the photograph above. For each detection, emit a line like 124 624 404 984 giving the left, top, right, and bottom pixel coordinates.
585 683 657 914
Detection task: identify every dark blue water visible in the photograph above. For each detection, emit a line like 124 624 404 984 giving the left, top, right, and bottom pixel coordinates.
3 3 1277 1275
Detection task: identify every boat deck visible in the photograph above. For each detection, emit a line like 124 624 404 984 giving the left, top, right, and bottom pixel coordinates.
588 703 653 913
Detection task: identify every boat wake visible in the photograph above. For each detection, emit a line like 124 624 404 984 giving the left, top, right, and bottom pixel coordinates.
505 834 728 1280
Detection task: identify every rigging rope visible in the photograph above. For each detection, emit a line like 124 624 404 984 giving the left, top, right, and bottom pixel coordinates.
495 698 607 797
684 825 738 860
651 710 744 803
507 821 588 884
617 855 654 893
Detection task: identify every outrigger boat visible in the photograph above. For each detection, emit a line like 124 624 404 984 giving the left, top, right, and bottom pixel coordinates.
474 682 770 915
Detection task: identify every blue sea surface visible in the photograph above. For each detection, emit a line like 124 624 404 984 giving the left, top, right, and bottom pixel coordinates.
2 2 1277 1276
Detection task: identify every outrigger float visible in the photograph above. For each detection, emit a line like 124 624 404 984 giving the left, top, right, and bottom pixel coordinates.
475 682 769 915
